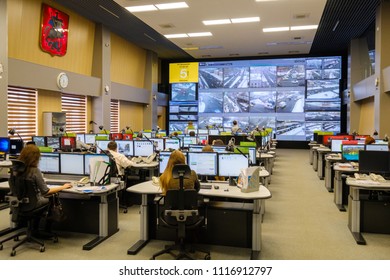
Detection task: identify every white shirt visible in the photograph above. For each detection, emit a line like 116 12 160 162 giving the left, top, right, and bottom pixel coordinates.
231 124 241 134
108 150 134 175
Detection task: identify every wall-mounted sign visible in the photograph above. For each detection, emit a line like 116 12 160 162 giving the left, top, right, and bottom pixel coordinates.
169 62 199 83
40 4 69 56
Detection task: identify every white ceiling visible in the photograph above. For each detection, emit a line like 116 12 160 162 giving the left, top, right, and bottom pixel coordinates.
113 0 327 59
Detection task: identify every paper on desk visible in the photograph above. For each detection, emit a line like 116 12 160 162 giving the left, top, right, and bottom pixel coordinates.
74 186 107 193
353 180 380 185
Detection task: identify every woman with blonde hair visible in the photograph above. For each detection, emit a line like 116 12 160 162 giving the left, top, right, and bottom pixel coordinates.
159 150 200 195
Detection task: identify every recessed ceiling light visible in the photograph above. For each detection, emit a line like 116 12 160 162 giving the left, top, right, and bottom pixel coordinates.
155 2 189 10
263 27 289 32
164 33 188 38
231 17 260 23
182 47 199 50
203 19 231 25
125 5 157 12
290 25 318 31
188 32 213 37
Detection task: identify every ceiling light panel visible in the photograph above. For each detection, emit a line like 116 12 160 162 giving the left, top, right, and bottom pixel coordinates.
155 2 189 10
290 25 318 31
188 32 213 37
164 33 188 38
231 17 260 23
203 19 231 25
125 5 157 12
263 27 289 32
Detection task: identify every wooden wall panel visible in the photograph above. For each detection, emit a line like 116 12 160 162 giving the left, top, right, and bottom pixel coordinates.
111 33 146 88
358 96 375 135
37 89 61 135
8 0 95 76
120 101 144 132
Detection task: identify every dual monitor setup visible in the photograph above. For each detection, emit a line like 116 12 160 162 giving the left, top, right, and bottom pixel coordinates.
159 151 250 182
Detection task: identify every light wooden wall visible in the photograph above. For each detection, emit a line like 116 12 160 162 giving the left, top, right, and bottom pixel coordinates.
120 101 144 132
8 0 95 76
111 33 146 88
37 89 61 135
358 97 375 135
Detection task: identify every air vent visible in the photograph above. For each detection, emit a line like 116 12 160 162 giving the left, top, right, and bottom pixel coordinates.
159 23 175 29
288 50 300 54
293 36 302 40
293 13 309 19
229 53 240 56
202 55 211 58
258 52 269 55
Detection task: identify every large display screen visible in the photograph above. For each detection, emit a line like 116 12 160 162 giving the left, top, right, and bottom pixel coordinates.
169 56 342 141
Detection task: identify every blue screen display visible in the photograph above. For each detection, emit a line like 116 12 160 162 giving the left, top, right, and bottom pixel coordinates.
0 137 10 153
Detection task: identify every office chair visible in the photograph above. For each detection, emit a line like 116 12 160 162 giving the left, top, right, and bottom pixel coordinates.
107 153 128 213
0 160 54 256
151 164 210 260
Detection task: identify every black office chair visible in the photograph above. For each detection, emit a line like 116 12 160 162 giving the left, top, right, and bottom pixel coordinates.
107 152 128 213
0 160 54 256
151 164 210 260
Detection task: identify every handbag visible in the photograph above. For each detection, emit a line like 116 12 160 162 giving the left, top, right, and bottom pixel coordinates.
48 193 66 222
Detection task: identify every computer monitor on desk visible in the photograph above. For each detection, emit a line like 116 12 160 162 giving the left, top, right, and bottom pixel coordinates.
341 144 365 162
133 140 154 157
96 140 110 152
218 153 249 185
182 136 197 148
151 138 164 151
187 152 218 179
165 139 180 150
32 136 46 147
46 136 60 150
39 153 60 173
365 144 389 151
9 139 24 155
84 154 110 175
60 136 76 152
60 153 84 175
116 140 133 157
331 139 343 153
85 134 96 144
159 151 172 174
359 151 390 175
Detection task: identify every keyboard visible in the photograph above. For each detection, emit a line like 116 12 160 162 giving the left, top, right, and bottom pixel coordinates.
45 180 71 186
200 184 212 189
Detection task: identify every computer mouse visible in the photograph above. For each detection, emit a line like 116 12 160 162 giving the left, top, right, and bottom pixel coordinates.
214 185 219 190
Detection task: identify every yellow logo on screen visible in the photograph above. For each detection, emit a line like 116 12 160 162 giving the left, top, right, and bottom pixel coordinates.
169 62 199 83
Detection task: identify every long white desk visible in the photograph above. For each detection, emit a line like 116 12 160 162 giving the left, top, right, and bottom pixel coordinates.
333 163 358 211
127 180 271 259
317 147 331 179
0 180 120 250
346 178 390 245
324 153 342 192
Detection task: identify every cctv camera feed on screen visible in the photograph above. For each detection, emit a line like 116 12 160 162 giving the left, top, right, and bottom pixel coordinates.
169 56 342 141
171 83 196 101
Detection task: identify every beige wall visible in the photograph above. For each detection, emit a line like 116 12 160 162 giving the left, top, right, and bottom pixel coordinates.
8 0 95 76
119 101 144 132
111 33 147 88
7 0 152 133
358 97 375 135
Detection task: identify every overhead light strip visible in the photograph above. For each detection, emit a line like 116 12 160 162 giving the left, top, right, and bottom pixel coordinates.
126 2 188 12
263 25 318 33
203 17 260 25
203 19 231 25
263 27 289 32
165 32 213 38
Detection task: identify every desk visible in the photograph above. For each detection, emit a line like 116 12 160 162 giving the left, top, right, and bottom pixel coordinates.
126 181 271 259
257 152 274 177
0 180 120 250
346 178 390 245
312 146 321 171
308 142 320 165
333 163 358 211
324 154 342 192
132 161 159 180
259 167 270 188
317 147 331 180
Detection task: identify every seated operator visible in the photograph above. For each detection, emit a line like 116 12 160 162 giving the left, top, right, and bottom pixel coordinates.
107 141 135 175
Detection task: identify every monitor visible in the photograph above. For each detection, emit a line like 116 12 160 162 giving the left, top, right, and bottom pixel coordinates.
211 145 228 153
365 144 389 151
95 134 110 141
60 153 84 175
46 136 60 150
209 129 220 135
198 129 208 135
0 137 11 154
165 139 180 150
151 138 164 151
9 139 24 155
76 134 85 142
110 133 123 140
95 140 110 151
218 153 249 177
187 152 218 176
32 136 46 147
341 144 365 162
116 140 133 157
182 136 197 148
198 135 208 145
234 146 252 164
359 151 390 174
133 140 154 157
84 153 110 175
331 139 343 152
142 132 152 138
122 134 133 140
159 151 172 174
188 144 204 152
39 153 60 173
85 134 96 144
60 136 76 152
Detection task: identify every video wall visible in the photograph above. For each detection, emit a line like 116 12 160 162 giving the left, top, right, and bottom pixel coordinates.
169 56 342 141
